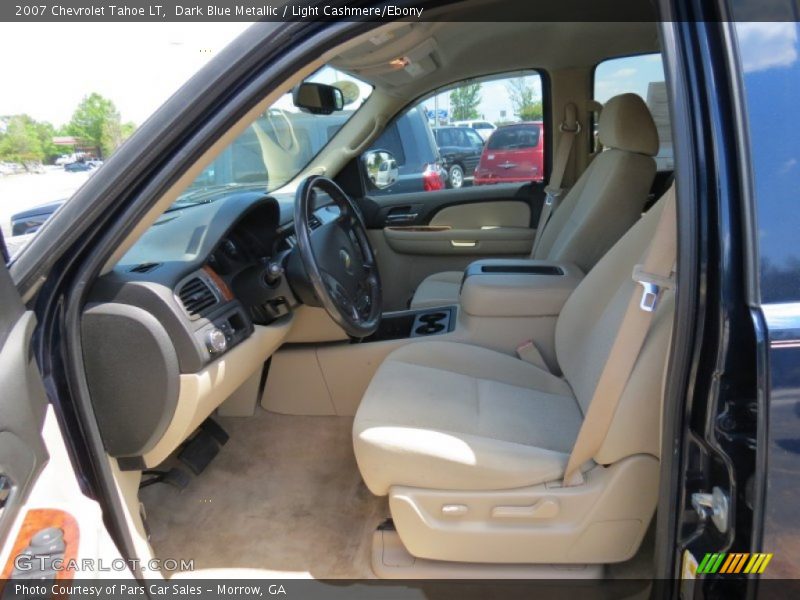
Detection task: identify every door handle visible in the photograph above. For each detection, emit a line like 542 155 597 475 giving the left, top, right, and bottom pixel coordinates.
450 240 477 247
386 213 418 224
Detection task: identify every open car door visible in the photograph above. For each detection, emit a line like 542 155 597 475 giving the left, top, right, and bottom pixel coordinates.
0 255 129 583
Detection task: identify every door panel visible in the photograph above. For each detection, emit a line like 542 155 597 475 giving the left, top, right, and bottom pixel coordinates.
358 181 546 310
383 225 534 256
430 200 531 229
0 266 48 545
360 181 545 229
0 261 127 579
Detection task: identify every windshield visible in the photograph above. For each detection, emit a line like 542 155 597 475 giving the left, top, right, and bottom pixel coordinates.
172 66 372 209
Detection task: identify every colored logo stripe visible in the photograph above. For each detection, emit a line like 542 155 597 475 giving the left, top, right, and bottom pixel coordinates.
697 552 773 574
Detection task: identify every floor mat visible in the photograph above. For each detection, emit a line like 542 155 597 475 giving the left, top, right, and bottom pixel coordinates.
140 409 387 578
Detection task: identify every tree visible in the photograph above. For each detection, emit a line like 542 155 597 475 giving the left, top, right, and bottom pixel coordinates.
68 93 126 158
450 83 482 121
0 115 43 163
33 120 62 163
506 78 543 121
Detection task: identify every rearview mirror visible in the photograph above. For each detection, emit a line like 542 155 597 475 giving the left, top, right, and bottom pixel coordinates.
362 150 399 190
292 82 344 115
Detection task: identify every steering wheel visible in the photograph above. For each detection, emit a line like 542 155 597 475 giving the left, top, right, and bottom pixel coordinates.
293 176 382 338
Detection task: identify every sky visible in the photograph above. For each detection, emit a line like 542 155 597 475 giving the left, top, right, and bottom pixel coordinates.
0 23 252 127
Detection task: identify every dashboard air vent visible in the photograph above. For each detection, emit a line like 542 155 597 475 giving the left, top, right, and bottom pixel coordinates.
309 215 322 230
128 262 161 273
178 277 218 317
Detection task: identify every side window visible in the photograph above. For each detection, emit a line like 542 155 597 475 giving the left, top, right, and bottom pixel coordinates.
593 53 672 171
465 129 484 147
364 70 545 194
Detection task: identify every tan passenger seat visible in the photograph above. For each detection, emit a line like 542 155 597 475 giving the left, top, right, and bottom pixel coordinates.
410 93 659 309
353 188 676 565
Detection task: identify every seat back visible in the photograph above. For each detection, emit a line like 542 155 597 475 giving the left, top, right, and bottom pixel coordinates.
555 194 675 465
533 93 659 273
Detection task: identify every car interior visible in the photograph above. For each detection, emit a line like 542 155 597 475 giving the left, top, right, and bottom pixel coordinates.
78 17 680 579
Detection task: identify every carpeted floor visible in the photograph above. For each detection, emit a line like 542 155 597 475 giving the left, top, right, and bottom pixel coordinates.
140 409 388 578
140 408 655 580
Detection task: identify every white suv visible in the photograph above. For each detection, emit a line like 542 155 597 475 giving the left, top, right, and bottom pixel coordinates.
451 119 496 140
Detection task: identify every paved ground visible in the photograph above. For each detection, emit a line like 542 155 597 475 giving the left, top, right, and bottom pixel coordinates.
0 166 91 241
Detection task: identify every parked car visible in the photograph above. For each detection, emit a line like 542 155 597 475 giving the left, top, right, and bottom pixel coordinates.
432 125 485 188
373 157 399 187
0 161 25 176
366 105 444 194
10 199 67 236
64 161 92 172
452 119 497 140
474 121 545 185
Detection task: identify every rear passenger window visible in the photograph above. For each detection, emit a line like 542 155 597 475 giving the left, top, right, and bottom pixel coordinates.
593 54 672 171
363 70 546 195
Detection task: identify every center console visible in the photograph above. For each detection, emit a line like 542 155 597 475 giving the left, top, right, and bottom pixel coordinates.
459 259 584 318
364 306 457 342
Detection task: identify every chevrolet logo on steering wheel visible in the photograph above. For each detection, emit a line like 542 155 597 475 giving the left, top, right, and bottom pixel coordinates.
340 249 353 273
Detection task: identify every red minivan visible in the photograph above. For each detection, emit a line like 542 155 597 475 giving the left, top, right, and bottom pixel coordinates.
473 122 545 185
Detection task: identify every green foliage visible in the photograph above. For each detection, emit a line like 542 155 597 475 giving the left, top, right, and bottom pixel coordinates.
68 93 121 158
449 83 482 121
0 93 137 166
0 115 41 163
506 78 543 121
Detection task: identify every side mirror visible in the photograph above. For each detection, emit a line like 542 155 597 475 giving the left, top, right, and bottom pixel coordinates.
362 150 399 190
292 82 344 115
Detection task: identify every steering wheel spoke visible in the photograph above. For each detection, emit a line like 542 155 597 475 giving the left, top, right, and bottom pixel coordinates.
294 176 382 338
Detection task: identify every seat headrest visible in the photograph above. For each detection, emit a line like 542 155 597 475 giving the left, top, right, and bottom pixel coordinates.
598 93 659 156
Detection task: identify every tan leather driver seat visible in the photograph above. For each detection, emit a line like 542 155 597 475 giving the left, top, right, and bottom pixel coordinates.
353 192 675 565
410 93 659 309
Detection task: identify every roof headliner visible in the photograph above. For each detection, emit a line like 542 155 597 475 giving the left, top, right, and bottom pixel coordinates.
332 19 660 99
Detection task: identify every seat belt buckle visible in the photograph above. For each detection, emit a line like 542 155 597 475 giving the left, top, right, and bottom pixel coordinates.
638 282 660 312
633 265 674 313
516 339 547 370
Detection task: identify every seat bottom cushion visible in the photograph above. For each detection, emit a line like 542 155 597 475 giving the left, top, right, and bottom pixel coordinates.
353 341 584 495
409 271 463 308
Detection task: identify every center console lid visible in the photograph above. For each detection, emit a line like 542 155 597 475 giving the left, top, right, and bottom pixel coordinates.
460 259 584 317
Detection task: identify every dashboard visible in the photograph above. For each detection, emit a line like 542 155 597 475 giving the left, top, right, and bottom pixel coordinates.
82 188 340 468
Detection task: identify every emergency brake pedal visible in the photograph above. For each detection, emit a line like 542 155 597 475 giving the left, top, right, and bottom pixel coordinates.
140 468 190 490
178 429 222 475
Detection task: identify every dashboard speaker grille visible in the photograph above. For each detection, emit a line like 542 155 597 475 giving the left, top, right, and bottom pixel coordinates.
178 277 218 317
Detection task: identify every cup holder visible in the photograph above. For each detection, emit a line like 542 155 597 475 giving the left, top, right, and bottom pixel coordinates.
415 323 446 335
419 312 447 323
412 310 451 337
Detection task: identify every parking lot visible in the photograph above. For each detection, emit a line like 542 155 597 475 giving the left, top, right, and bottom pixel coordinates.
0 166 90 241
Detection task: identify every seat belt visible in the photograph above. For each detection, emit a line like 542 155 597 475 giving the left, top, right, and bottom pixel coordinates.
562 185 677 486
530 102 580 258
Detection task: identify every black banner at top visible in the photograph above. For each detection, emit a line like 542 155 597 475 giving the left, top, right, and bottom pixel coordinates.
2 0 799 22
